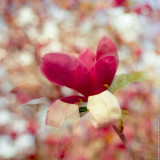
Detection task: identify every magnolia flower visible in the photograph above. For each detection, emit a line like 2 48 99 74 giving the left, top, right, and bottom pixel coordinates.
41 36 121 128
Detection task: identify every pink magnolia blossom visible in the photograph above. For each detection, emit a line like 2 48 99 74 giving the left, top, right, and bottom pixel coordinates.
41 36 121 128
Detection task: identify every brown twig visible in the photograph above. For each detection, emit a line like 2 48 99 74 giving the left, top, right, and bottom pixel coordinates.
112 124 137 160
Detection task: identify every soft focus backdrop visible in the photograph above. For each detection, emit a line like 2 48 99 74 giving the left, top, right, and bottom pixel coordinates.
0 0 160 160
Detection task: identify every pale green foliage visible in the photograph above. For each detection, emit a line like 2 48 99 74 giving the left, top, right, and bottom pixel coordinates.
108 71 149 93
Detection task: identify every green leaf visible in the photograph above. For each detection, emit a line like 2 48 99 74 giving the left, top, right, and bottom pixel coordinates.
108 71 149 93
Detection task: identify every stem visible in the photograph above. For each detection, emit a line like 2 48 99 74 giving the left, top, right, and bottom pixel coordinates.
112 124 137 160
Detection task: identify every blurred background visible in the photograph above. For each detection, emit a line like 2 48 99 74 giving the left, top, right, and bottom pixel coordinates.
0 0 160 159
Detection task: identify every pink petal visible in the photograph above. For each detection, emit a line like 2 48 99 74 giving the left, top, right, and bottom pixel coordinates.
94 56 118 94
74 59 96 96
74 58 90 87
79 47 95 70
46 96 82 127
75 71 95 96
60 95 88 103
96 36 119 63
76 56 117 96
75 48 95 93
41 53 95 96
41 53 76 88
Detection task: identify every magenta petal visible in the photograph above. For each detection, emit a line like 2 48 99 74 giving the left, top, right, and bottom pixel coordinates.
96 36 119 63
41 53 92 95
74 58 89 86
60 95 88 103
94 56 117 93
76 56 117 96
75 71 95 96
79 47 95 70
41 53 77 88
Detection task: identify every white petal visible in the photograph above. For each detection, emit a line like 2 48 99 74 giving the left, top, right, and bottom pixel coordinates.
87 90 121 128
64 102 80 126
46 100 80 127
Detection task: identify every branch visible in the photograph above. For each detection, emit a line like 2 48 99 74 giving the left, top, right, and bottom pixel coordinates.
112 124 137 160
